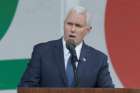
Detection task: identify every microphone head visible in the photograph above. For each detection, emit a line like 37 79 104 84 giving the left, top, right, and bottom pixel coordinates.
66 39 78 62
66 39 76 51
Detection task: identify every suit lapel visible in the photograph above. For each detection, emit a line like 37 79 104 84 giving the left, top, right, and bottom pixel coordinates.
79 43 88 63
54 39 67 86
77 43 89 80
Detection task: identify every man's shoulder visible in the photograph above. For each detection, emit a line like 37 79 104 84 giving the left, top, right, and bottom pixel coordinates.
85 44 107 58
34 39 61 49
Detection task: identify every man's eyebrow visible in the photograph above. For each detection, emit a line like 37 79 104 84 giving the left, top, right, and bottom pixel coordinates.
66 21 84 27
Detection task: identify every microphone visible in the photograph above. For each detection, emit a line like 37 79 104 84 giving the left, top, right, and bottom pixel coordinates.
66 39 78 62
66 39 80 87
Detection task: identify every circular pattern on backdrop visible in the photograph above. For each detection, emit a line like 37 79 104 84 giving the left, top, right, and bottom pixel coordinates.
105 0 140 88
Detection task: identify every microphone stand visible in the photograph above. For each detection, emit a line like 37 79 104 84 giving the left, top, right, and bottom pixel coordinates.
65 39 80 87
71 56 80 87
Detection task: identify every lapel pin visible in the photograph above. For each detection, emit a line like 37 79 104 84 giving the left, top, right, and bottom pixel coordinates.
82 57 86 62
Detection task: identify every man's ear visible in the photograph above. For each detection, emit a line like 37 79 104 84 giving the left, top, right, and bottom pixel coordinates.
89 26 92 30
86 26 92 32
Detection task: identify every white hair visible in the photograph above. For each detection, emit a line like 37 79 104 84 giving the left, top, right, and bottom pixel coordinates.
65 6 91 27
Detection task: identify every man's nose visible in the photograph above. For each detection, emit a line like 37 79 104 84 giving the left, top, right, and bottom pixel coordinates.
71 25 76 33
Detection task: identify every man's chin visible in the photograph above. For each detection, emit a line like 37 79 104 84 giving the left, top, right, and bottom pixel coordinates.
67 38 74 41
66 38 77 44
65 37 80 44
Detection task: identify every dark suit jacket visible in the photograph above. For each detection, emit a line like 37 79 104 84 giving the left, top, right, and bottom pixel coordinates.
18 39 114 88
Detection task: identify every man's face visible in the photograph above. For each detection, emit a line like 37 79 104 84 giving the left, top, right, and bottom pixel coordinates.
64 10 91 45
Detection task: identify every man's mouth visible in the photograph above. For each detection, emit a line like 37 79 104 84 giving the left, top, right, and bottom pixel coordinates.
69 35 76 38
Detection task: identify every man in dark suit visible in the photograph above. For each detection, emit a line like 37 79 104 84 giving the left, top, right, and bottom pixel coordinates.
18 6 114 88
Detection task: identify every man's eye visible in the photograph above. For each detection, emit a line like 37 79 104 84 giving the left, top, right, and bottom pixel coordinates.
75 24 82 28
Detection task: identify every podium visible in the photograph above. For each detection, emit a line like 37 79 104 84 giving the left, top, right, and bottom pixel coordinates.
18 88 140 93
